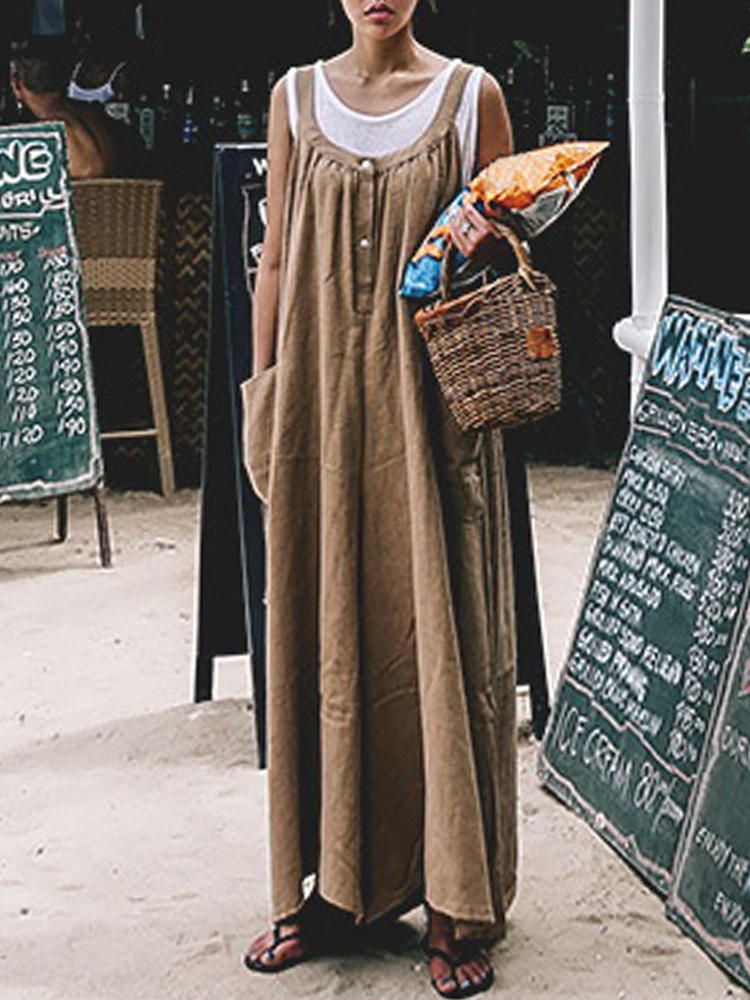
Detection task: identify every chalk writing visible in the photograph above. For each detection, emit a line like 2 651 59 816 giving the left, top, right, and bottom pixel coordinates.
0 123 99 501
542 296 750 895
652 308 750 420
668 612 750 990
0 139 55 185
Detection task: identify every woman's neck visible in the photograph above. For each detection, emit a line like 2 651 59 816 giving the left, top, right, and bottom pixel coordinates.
346 26 421 80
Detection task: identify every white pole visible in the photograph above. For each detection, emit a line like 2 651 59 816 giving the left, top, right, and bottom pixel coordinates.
613 0 668 407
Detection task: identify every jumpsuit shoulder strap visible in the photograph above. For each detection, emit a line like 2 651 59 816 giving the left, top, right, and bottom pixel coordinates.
293 63 317 140
430 60 477 135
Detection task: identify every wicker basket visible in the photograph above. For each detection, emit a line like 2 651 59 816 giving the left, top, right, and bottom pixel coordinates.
414 222 561 431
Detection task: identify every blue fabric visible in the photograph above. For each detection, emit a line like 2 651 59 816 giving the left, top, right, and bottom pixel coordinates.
399 185 470 300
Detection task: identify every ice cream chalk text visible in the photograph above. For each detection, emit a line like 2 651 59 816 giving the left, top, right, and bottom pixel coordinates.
652 309 750 420
550 702 685 831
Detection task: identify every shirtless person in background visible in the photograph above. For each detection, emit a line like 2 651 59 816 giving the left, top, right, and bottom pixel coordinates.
9 38 143 179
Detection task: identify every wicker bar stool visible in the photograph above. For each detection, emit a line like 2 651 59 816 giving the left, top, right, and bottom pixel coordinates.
71 178 175 496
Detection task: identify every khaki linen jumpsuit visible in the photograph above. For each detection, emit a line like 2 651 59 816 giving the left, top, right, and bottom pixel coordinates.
242 61 518 943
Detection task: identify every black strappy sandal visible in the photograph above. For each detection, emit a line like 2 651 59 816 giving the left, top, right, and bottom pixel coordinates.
243 916 315 974
420 933 495 998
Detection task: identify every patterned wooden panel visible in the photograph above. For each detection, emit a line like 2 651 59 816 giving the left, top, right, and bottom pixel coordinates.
169 191 212 486
520 166 631 466
569 177 631 459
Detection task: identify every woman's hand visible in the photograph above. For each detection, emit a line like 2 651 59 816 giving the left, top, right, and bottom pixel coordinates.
447 199 515 270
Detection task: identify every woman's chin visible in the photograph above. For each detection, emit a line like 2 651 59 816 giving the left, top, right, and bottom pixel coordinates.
357 13 408 37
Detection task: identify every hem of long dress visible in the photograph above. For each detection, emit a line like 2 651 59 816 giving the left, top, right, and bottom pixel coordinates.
272 874 514 944
423 890 509 942
272 877 425 929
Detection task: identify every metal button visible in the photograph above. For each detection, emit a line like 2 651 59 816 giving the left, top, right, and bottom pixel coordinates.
359 236 371 249
360 158 373 171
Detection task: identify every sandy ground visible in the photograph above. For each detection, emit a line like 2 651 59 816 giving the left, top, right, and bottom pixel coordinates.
1 466 747 1000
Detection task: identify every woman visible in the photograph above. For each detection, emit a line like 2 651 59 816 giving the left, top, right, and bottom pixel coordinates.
242 1 517 995
9 36 142 179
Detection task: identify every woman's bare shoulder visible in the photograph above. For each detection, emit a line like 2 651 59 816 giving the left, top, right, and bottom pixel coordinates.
474 68 513 167
273 63 314 94
269 65 314 128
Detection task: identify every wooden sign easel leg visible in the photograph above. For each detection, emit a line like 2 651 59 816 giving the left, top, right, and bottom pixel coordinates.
55 496 68 542
92 486 112 568
52 488 112 567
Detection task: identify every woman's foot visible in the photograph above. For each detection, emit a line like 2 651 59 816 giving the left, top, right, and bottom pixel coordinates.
244 915 315 973
422 905 494 997
243 891 356 973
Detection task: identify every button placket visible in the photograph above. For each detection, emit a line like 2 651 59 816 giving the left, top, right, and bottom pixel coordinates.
354 157 375 314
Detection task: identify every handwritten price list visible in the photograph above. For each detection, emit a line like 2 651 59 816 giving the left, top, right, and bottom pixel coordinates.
541 296 750 895
668 615 750 990
0 124 99 500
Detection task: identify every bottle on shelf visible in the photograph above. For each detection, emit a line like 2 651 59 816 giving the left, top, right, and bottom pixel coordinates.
180 82 202 147
177 82 213 186
208 89 232 146
133 89 156 153
155 82 178 157
234 77 259 142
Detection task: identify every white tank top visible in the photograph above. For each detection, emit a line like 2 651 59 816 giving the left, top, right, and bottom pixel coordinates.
286 59 484 185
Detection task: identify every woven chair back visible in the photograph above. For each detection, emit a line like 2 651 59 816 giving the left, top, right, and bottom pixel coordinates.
71 178 163 321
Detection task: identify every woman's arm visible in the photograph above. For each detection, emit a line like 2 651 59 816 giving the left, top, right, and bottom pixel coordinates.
475 70 514 172
448 71 514 261
251 75 292 376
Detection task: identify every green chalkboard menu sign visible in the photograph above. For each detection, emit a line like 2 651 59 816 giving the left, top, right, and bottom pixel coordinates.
540 295 750 894
0 122 101 502
667 610 750 989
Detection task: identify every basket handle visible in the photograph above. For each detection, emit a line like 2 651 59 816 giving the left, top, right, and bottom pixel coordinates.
439 218 536 301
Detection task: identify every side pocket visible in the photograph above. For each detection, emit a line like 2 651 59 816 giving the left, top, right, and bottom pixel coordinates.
240 365 277 504
430 373 485 520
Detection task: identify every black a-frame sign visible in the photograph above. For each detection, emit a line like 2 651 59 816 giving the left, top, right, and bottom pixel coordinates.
194 144 269 766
